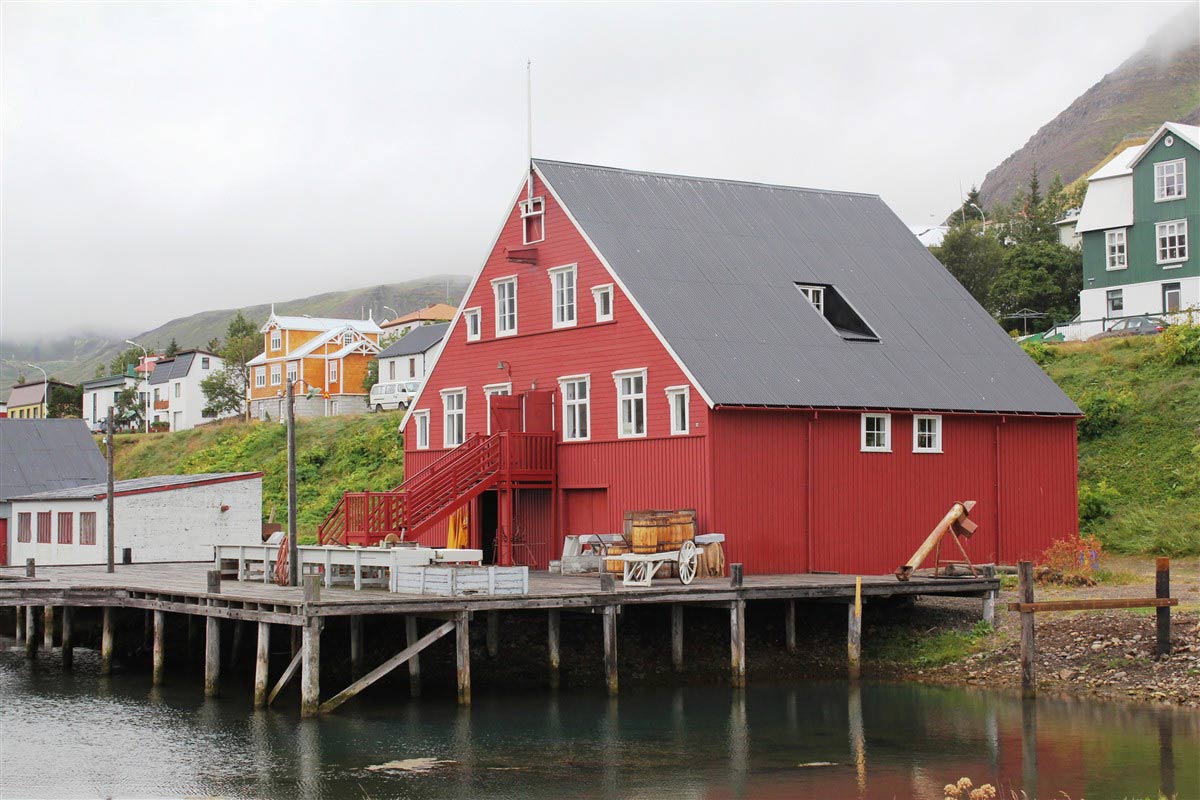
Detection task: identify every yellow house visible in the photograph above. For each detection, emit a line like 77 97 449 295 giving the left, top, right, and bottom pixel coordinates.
6 380 74 419
246 312 383 420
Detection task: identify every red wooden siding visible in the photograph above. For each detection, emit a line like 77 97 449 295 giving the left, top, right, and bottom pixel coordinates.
997 416 1080 563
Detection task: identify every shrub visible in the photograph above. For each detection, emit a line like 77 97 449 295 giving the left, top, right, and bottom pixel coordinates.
1158 322 1200 366
1020 340 1056 366
1037 535 1103 585
1076 388 1136 440
1078 479 1120 526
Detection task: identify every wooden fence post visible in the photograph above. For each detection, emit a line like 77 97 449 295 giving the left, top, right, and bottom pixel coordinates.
1156 558 1171 657
982 565 997 626
1018 560 1036 698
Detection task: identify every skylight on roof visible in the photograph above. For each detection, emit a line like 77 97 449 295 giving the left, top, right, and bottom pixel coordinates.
795 283 879 342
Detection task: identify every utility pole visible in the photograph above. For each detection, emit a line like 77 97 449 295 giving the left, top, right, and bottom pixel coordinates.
287 381 299 586
106 408 116 573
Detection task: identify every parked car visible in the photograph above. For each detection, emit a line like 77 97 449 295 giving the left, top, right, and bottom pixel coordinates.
1089 316 1167 341
369 380 421 412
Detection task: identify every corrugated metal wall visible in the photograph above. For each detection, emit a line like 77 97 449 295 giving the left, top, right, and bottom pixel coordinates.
998 416 1080 563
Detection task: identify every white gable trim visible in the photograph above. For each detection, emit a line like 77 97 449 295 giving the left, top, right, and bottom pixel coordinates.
401 170 530 432
1128 122 1200 170
534 163 715 408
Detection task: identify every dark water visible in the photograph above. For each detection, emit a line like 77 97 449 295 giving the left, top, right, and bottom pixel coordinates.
1 645 1196 800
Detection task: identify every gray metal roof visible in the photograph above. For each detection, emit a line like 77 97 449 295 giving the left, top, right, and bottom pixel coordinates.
82 374 134 390
379 322 450 359
534 159 1080 415
11 471 261 501
0 420 108 503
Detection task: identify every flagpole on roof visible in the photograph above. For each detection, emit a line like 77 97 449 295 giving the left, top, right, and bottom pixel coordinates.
526 58 534 201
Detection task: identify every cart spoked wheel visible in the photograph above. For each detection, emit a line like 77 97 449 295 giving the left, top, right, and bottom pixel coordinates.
678 540 697 585
630 562 648 583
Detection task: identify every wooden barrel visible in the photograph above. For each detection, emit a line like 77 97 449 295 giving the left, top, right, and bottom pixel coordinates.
631 517 669 554
605 544 630 574
658 510 696 552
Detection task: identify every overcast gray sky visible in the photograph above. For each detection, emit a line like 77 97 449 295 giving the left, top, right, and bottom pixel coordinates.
0 2 1188 340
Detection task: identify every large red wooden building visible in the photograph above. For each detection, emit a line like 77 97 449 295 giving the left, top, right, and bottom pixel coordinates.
323 160 1081 575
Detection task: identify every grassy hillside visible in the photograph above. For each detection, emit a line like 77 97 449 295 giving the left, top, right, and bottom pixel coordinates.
2 274 468 399
111 413 406 542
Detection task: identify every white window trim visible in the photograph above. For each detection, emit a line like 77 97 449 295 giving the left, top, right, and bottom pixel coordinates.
413 409 430 450
1104 228 1127 271
557 374 591 442
665 385 690 436
254 367 266 388
613 368 648 439
464 307 482 342
482 382 513 435
269 329 282 351
592 283 614 322
1154 159 1187 203
491 275 518 338
441 387 466 449
912 414 943 454
1163 282 1182 314
520 196 545 245
797 284 825 313
860 413 891 453
1106 288 1124 315
548 264 578 329
1156 219 1188 265
328 361 338 382
270 364 282 386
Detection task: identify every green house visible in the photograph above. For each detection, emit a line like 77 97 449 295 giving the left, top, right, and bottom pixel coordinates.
1076 122 1198 334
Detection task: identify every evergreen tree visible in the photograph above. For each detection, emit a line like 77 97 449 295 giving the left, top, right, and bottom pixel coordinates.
109 346 143 376
946 186 985 226
212 311 263 418
165 338 180 357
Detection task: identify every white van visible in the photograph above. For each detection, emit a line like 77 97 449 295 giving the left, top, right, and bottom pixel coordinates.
370 380 421 412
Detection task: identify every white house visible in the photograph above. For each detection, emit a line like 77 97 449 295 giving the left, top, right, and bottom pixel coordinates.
8 472 262 565
377 322 449 385
81 372 141 431
146 349 229 431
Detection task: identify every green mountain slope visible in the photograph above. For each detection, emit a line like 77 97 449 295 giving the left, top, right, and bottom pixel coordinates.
977 8 1200 209
2 275 468 400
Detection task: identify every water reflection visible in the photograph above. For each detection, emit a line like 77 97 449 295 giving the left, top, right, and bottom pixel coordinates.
0 648 1196 800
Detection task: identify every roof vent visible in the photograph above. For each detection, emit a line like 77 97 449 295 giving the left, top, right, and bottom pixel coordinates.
795 283 879 342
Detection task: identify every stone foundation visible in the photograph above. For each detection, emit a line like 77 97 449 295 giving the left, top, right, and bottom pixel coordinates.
249 394 368 421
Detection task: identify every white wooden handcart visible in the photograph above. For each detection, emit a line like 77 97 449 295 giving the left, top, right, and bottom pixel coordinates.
618 539 699 587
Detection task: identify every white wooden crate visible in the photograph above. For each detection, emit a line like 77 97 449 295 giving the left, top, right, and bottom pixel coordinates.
391 565 529 596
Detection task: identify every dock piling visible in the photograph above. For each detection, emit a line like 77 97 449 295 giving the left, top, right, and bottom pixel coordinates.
254 622 270 707
43 605 54 649
204 617 221 696
405 616 422 697
25 606 37 657
455 610 471 705
61 607 73 670
349 615 363 678
100 607 114 675
848 577 862 681
671 605 684 673
152 610 166 686
603 605 619 696
730 599 746 688
300 617 322 717
486 611 498 657
548 610 561 688
785 600 796 654
15 605 25 644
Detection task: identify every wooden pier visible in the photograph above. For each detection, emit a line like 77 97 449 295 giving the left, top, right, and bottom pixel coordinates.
0 561 998 717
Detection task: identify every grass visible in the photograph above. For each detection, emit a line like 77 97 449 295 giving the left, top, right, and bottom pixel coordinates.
110 412 406 540
870 620 995 669
1039 334 1200 557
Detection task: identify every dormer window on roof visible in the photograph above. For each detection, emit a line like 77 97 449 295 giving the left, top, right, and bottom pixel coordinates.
795 283 878 342
521 196 545 245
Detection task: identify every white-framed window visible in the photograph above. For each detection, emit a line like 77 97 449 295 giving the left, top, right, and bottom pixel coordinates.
1106 288 1123 315
442 388 466 447
666 385 690 436
1154 159 1186 202
797 284 825 313
286 362 298 383
483 382 512 435
592 284 614 322
558 375 590 442
331 400 339 415
913 415 942 453
492 276 518 337
254 367 266 388
387 360 396 381
173 382 181 398
1105 229 1127 270
408 358 417 378
342 331 354 346
1163 282 1182 314
201 357 210 369
329 361 338 383
549 264 577 328
413 409 430 449
270 364 282 386
1156 219 1188 264
270 329 282 351
464 308 482 342
614 368 647 438
521 196 545 245
861 413 891 452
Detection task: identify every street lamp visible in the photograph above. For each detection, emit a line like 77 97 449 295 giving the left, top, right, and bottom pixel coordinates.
969 203 987 224
125 340 151 434
382 305 398 320
26 363 48 418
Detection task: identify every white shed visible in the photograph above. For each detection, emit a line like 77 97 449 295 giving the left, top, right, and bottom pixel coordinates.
8 472 262 565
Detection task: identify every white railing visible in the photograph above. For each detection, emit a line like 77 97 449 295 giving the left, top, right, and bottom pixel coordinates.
213 544 484 592
1039 307 1199 343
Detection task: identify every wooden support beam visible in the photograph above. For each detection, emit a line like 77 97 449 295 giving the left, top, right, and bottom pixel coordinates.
982 565 996 626
25 606 37 658
205 616 221 697
14 605 24 644
349 615 363 679
254 622 270 708
267 648 302 707
319 620 454 714
486 611 498 658
152 610 165 686
847 577 862 681
730 599 746 688
455 611 471 706
548 609 561 688
730 563 744 588
300 617 322 718
895 501 975 581
187 614 198 662
230 620 245 668
61 606 73 670
101 607 114 675
405 616 421 698
603 605 619 696
43 605 54 649
785 600 796 654
1007 597 1178 613
1156 558 1171 657
1018 561 1035 699
671 605 684 673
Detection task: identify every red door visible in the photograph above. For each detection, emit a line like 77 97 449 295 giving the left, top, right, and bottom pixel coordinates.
0 518 7 566
523 390 555 434
490 394 522 433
